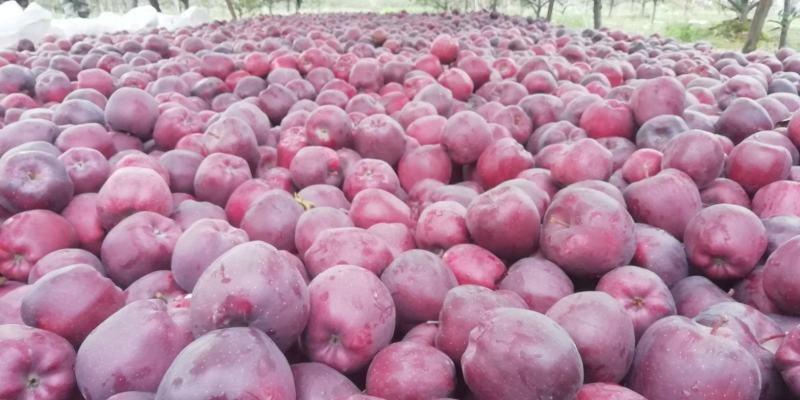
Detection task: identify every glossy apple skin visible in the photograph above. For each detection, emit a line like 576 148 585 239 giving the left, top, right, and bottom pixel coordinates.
366 341 456 400
597 266 677 339
100 211 182 288
441 243 507 289
466 185 540 260
441 111 492 165
0 210 78 282
629 76 685 125
726 140 791 195
62 193 106 254
380 249 457 327
27 248 104 284
190 241 309 351
294 207 354 256
171 199 227 230
540 187 636 278
156 327 296 400
777 324 800 396
577 383 646 400
240 189 304 252
349 188 412 229
753 181 800 219
0 150 74 213
631 223 689 287
621 148 663 183
105 87 159 139
661 129 725 188
124 270 186 304
700 178 751 208
0 324 77 400
671 275 734 318
546 291 635 383
763 236 800 315
75 299 193 400
60 148 111 197
170 218 248 292
291 362 360 400
304 227 394 277
462 307 583 400
414 200 469 252
497 255 574 313
97 167 173 230
693 301 788 400
684 204 767 281
628 316 762 400
303 265 396 374
435 285 526 362
193 153 253 208
107 393 155 400
21 264 125 347
623 168 702 239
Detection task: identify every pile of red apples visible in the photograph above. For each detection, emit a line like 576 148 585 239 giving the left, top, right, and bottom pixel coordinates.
3 10 800 400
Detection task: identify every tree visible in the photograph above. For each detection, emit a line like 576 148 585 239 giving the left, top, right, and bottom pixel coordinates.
295 0 301 12
743 0 773 51
225 0 237 19
522 0 549 17
651 0 658 24
717 0 759 22
772 0 798 47
546 0 555 20
414 0 450 11
593 0 602 27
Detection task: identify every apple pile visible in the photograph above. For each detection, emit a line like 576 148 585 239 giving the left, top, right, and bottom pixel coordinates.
3 9 800 400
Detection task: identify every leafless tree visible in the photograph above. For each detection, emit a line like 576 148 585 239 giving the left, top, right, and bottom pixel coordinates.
743 0 773 51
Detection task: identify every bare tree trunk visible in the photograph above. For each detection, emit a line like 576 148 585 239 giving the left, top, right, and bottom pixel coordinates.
744 0 773 52
593 0 602 27
286 0 290 12
607 0 615 16
780 0 792 47
746 0 773 50
546 0 555 20
295 0 301 13
651 0 657 24
225 0 237 19
641 0 647 16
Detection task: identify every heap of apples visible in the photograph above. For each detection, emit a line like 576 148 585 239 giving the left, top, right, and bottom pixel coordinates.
3 10 800 400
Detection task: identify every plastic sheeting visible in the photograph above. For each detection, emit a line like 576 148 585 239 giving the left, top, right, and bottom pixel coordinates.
0 2 210 48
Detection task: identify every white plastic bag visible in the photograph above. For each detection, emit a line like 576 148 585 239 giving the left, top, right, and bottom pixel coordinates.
0 2 52 49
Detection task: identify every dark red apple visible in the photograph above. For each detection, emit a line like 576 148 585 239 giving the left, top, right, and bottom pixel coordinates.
0 324 77 400
156 327 295 400
540 187 636 278
462 307 583 400
303 265 395 373
546 291 635 383
190 241 309 350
